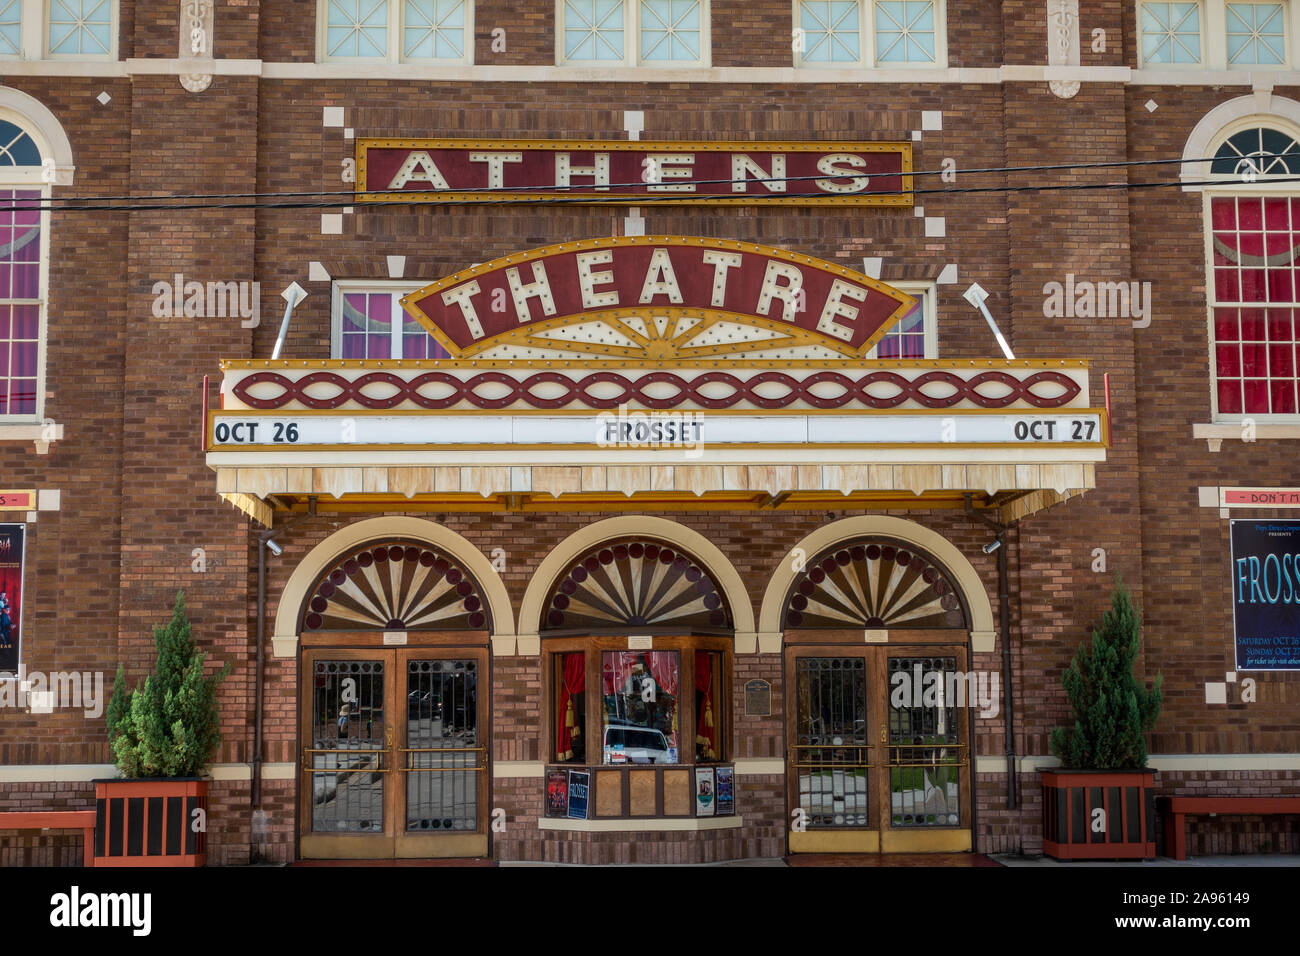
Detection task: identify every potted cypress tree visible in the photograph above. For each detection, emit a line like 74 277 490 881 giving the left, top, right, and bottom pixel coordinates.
1042 579 1163 860
96 591 230 866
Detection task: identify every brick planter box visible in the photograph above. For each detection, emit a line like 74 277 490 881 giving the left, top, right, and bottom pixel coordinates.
1041 769 1156 860
93 779 206 867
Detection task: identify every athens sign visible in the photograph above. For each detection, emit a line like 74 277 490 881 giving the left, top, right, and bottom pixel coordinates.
357 139 912 206
400 236 917 359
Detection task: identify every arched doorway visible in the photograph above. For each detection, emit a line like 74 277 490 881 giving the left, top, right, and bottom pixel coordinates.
294 533 501 860
521 518 749 829
763 517 992 854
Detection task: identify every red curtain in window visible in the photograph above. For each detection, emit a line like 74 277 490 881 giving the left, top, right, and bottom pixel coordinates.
556 652 585 761
695 651 716 760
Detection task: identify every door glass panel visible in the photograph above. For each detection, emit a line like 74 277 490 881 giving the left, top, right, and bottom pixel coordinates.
310 659 386 833
406 659 479 831
795 657 869 827
888 656 961 827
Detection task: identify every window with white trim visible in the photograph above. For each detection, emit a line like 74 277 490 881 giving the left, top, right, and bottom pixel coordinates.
793 1 945 68
0 117 47 420
1204 123 1300 419
867 281 937 359
332 282 451 360
1138 2 1203 65
557 0 709 66
319 0 474 63
1226 1 1286 64
0 0 118 59
1136 2 1300 69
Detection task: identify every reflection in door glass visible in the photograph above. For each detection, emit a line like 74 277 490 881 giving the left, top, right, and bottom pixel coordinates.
795 658 869 827
406 659 478 831
888 656 961 827
311 660 385 832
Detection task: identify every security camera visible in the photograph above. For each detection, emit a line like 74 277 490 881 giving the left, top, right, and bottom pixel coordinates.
265 538 283 557
982 538 1002 555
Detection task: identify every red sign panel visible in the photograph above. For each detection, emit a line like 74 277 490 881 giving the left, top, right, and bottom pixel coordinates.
401 236 915 359
1223 488 1300 507
357 139 912 206
0 490 34 510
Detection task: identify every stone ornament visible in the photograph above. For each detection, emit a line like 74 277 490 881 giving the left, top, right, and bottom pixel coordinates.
1046 0 1081 99
178 0 214 93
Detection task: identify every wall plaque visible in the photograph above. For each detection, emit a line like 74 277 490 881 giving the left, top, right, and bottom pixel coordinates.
744 679 771 717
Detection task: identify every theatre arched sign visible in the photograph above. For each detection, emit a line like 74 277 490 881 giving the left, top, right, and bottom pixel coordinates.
205 238 1107 527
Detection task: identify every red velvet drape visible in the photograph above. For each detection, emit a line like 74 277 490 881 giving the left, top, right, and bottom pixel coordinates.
556 652 586 761
695 651 716 760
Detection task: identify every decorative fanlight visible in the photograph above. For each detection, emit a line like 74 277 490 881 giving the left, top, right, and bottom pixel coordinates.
303 541 487 631
543 539 731 631
784 541 966 629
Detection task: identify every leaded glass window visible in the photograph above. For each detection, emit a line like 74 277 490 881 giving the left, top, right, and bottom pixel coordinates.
0 0 20 57
47 0 113 56
1226 2 1286 65
403 0 468 60
874 0 935 64
1140 2 1202 64
795 657 870 828
639 0 701 61
325 0 389 58
562 0 626 61
799 1 861 63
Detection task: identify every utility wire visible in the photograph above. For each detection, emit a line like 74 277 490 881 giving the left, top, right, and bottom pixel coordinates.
0 150 1287 209
0 172 1294 214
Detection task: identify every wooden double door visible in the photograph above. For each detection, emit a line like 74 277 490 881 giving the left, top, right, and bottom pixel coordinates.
785 640 974 853
299 645 489 859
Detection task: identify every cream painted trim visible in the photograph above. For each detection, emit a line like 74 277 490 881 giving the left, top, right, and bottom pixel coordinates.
494 760 546 778
1195 422 1300 440
970 629 995 653
0 763 115 782
538 815 743 831
733 758 783 775
1181 93 1300 189
207 762 298 781
755 514 995 636
974 753 1300 773
270 515 514 658
0 86 75 185
3 55 1263 85
515 514 756 641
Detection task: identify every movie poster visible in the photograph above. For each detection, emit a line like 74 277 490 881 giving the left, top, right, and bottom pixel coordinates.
566 770 590 820
715 766 735 816
0 524 25 673
1230 520 1300 670
695 767 715 817
546 769 569 817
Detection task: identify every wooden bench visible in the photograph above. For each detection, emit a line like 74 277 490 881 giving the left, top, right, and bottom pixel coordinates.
0 811 97 866
1158 796 1300 860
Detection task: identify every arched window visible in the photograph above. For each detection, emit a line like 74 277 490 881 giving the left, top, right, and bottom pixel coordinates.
1204 120 1300 418
0 115 47 420
539 538 733 780
782 538 969 629
300 540 490 632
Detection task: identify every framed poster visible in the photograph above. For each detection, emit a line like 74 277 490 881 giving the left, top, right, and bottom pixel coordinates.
695 767 715 817
546 769 569 818
715 766 735 817
1230 520 1300 670
0 524 25 674
566 770 590 820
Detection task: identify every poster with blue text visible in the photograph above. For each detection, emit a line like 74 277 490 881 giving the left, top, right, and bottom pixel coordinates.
1230 520 1300 670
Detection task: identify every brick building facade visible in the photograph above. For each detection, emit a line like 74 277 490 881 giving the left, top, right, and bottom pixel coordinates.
0 0 1297 865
